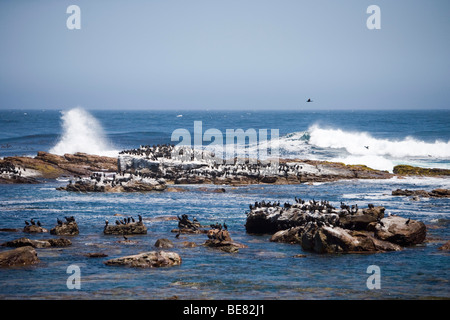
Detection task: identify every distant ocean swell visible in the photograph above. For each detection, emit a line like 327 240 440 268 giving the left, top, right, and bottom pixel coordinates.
48 108 450 172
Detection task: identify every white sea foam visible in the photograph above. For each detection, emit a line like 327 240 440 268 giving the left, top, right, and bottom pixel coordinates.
50 107 118 157
308 125 450 158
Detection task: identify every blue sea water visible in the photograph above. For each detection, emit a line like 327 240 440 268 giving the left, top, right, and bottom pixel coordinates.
0 109 449 299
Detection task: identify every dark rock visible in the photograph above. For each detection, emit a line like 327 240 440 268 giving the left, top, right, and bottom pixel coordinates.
392 188 450 198
0 228 20 232
0 246 40 267
85 252 108 258
104 251 182 268
47 238 72 247
104 222 147 235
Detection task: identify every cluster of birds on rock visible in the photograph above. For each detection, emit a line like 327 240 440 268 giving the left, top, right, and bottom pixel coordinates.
1 162 24 176
24 218 42 227
106 215 143 227
119 144 176 160
116 143 315 182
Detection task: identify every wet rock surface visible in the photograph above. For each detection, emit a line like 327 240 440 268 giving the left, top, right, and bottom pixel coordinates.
0 246 40 267
392 188 450 198
104 250 182 268
1 237 72 248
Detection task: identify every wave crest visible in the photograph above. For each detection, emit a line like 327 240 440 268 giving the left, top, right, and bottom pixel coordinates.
50 108 118 157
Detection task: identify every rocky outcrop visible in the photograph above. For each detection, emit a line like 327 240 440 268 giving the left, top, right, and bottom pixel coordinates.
392 188 450 198
2 151 117 180
1 237 72 248
118 144 393 186
104 251 182 268
393 165 450 177
50 220 79 236
0 246 40 267
57 176 167 193
171 214 207 234
246 198 426 254
0 160 41 184
104 221 147 235
203 228 247 253
374 216 427 246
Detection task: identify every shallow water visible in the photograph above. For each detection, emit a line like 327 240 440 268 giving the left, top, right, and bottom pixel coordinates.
1 177 449 300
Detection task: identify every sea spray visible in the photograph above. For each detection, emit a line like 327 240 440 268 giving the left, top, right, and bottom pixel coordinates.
50 108 118 157
308 125 450 158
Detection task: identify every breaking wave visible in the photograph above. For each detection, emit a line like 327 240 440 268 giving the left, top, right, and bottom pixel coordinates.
50 108 118 157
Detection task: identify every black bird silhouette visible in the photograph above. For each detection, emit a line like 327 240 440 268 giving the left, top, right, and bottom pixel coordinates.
364 146 369 149
223 222 228 230
307 98 313 102
37 221 41 227
25 220 30 226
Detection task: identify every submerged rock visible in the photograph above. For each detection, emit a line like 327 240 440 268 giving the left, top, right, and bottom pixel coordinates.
155 238 174 248
392 188 450 198
104 251 182 268
438 240 450 251
0 246 40 267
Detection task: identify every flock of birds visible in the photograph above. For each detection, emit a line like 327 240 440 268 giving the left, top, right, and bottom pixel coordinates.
116 143 314 182
105 215 143 227
0 162 24 176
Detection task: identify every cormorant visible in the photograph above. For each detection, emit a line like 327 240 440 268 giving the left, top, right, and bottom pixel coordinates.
223 222 228 230
30 219 35 225
307 98 313 103
25 221 29 226
405 218 410 225
37 221 41 227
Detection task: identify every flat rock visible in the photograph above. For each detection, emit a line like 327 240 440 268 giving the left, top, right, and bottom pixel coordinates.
104 251 182 268
0 246 40 267
1 237 72 248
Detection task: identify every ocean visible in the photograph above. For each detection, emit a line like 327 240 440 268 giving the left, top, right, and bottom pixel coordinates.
0 108 449 299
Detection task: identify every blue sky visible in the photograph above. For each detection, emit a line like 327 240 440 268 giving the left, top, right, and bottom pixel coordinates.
0 0 449 110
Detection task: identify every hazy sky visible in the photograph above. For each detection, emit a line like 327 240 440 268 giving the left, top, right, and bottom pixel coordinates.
0 0 449 110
